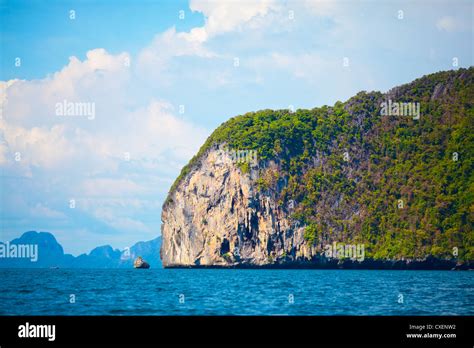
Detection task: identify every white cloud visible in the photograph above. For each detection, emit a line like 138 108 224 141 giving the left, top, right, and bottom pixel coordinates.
188 0 280 42
136 27 216 80
1 123 70 168
1 48 131 130
141 100 208 159
1 46 208 171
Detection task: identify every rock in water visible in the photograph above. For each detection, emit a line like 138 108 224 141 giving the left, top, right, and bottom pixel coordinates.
133 256 150 269
160 68 474 268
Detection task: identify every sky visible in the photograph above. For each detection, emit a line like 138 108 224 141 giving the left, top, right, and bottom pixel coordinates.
0 0 472 255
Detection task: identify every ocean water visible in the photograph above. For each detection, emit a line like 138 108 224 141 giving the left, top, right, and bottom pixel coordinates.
1 269 473 315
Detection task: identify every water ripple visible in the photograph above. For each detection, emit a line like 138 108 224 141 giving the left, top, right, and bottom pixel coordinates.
0 269 472 315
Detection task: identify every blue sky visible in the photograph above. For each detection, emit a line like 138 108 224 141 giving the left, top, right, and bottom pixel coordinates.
1 0 204 80
0 0 472 255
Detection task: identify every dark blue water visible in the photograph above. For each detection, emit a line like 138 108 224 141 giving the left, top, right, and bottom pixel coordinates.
1 269 473 315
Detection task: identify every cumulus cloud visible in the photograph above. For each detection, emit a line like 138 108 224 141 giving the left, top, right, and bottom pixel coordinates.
140 100 208 159
2 49 131 129
1 46 208 170
0 122 74 169
187 0 280 42
136 27 216 80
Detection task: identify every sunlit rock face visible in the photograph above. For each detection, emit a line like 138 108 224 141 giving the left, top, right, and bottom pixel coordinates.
160 144 313 268
160 68 474 269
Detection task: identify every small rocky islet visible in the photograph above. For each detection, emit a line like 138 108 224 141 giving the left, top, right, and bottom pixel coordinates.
133 256 150 269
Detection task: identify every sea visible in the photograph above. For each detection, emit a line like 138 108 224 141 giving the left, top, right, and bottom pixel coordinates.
1 269 473 315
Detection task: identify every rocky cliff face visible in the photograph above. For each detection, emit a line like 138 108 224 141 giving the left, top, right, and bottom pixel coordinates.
160 68 473 268
161 145 314 267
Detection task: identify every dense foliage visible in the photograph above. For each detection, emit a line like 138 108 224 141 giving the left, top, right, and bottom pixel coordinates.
167 68 474 261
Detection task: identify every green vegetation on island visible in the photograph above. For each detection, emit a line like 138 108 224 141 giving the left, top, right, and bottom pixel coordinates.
166 68 474 262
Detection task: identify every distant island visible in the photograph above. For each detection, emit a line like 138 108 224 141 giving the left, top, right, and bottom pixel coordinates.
161 68 473 270
0 231 162 268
